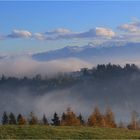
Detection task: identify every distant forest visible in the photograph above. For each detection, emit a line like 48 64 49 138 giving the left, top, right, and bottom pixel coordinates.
0 63 139 93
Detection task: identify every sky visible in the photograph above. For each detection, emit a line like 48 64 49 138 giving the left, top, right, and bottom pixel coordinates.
1 1 140 54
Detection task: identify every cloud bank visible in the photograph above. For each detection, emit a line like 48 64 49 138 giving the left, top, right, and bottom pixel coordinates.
34 27 115 41
118 20 140 33
0 57 92 77
1 27 115 41
1 18 140 44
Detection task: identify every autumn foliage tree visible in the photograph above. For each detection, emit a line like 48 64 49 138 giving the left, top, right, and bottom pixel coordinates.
103 108 117 128
61 107 80 126
0 107 138 128
88 106 104 127
17 114 26 125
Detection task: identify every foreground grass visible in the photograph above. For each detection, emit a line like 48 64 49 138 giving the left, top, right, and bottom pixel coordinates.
0 125 140 139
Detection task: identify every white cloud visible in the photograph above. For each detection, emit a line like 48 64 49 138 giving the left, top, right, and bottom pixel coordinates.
3 19 140 43
7 29 32 38
116 20 140 42
95 27 115 37
57 27 115 39
118 20 140 33
45 28 72 35
36 27 115 41
118 23 138 32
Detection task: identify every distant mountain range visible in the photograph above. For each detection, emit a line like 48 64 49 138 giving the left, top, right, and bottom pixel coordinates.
32 42 140 64
1 42 140 65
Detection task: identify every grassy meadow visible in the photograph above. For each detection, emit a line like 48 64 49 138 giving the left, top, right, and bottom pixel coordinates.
0 125 140 139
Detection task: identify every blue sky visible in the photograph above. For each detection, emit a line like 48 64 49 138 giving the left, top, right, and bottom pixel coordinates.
1 1 140 54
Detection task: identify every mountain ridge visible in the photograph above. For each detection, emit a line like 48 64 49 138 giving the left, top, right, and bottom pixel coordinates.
32 42 140 63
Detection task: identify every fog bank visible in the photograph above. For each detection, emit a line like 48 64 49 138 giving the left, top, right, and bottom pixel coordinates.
0 57 92 77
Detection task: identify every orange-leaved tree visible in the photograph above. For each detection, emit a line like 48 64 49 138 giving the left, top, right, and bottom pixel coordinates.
17 114 26 125
103 107 117 128
61 107 81 126
88 106 104 127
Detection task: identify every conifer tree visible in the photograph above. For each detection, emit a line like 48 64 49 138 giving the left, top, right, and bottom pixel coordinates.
2 111 8 125
9 112 16 124
61 107 80 126
77 114 85 125
104 108 117 128
88 106 104 127
17 114 26 125
61 112 66 121
51 112 60 126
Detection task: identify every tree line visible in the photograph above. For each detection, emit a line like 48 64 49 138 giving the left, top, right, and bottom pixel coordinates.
0 63 139 81
1 107 139 130
0 63 139 95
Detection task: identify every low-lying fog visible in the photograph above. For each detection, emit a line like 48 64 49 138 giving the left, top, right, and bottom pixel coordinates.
0 56 139 123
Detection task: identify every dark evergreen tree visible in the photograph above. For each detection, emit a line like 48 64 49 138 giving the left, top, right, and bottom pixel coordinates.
77 114 85 125
51 112 60 126
17 114 22 122
2 111 8 125
17 114 26 125
9 112 16 124
61 112 66 121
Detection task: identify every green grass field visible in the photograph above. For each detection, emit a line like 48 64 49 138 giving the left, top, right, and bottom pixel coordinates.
0 126 140 139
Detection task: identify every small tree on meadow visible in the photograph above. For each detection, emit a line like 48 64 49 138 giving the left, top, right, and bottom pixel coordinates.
9 112 16 124
61 112 66 122
77 114 85 125
29 112 38 125
2 111 9 125
104 108 117 128
51 112 60 126
17 114 26 125
88 106 104 127
61 107 80 126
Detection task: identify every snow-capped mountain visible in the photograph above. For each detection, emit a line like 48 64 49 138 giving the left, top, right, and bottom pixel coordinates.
1 41 140 65
32 42 140 64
